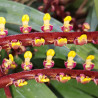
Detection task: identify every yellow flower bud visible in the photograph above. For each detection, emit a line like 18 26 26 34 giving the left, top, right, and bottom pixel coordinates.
24 51 32 59
62 75 71 80
17 41 21 46
67 76 71 80
22 14 29 22
86 55 95 60
43 13 51 21
23 81 28 85
35 38 45 44
18 83 24 86
58 38 67 43
68 51 76 57
9 54 14 61
83 23 90 29
80 34 87 39
41 38 45 43
0 17 6 24
11 64 16 69
41 78 50 82
82 78 91 82
11 40 21 47
64 16 72 22
46 49 55 56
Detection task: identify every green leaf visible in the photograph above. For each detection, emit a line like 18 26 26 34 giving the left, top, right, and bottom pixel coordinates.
0 49 7 64
50 80 98 98
0 88 6 98
94 0 98 21
10 80 57 98
68 80 98 97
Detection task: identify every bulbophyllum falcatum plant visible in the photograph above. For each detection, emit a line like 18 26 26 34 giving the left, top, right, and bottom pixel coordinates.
0 0 98 98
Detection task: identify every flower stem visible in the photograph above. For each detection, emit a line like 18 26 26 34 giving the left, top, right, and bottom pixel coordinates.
0 68 97 88
0 32 98 51
4 87 12 98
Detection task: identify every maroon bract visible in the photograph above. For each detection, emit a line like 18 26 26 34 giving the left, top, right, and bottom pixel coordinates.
21 62 33 71
61 25 73 32
0 30 8 38
43 60 54 69
20 26 32 34
64 61 76 69
41 25 53 32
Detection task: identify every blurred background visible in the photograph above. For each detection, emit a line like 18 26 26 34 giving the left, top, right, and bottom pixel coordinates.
11 0 95 31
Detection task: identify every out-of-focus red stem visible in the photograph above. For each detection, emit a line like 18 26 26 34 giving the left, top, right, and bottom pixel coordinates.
0 67 12 98
4 87 12 98
44 0 52 13
0 32 97 50
0 66 4 77
0 68 98 88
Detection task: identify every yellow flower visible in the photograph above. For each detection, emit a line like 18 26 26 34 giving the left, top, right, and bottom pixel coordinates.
0 17 6 24
46 49 55 56
18 81 28 86
35 38 45 44
9 54 14 61
62 75 71 80
11 64 16 69
58 38 67 44
22 14 29 22
78 34 87 41
86 55 95 60
23 81 28 85
24 51 32 59
41 78 50 82
11 41 21 47
17 41 21 46
68 51 76 57
43 13 51 20
83 23 90 29
82 77 91 82
64 16 72 22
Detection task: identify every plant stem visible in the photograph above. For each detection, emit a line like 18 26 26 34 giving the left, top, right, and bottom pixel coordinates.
0 67 12 98
0 32 97 50
4 87 12 98
0 68 97 88
0 66 4 77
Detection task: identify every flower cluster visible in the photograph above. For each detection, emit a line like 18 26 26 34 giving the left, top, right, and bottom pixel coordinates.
56 73 98 85
1 54 17 74
13 79 27 87
0 13 97 88
44 50 95 70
